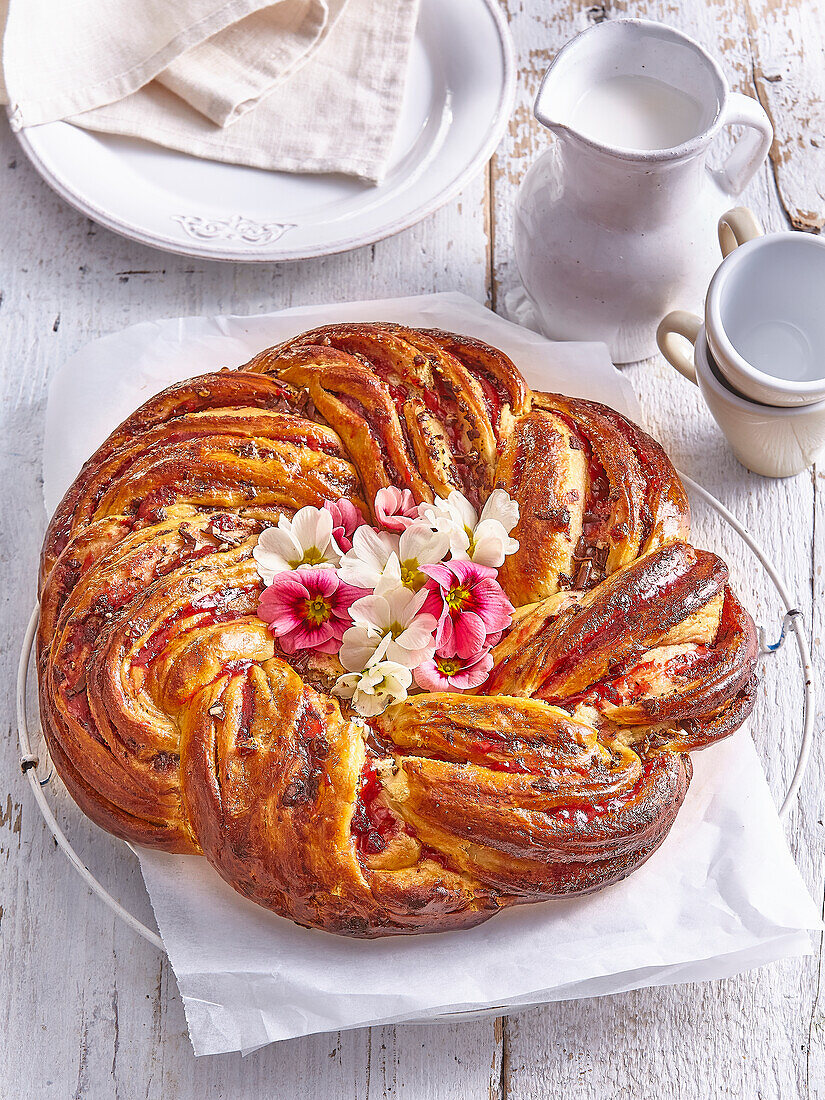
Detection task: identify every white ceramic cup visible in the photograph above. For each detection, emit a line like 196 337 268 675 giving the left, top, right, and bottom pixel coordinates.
706 208 825 406
656 310 825 477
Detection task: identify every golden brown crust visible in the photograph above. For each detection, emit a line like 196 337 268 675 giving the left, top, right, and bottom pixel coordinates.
37 324 758 937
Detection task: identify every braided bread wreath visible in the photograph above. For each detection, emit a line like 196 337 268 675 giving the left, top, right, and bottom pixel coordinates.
37 323 759 938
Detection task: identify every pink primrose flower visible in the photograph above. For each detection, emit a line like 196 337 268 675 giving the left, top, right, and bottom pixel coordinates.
414 647 494 692
257 567 363 654
375 487 419 532
322 498 365 554
421 559 513 659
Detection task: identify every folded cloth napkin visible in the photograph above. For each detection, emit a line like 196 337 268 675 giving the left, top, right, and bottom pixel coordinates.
1 0 420 182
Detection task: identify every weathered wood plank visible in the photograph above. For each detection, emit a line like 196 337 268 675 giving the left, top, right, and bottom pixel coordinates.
745 0 825 231
804 469 825 1100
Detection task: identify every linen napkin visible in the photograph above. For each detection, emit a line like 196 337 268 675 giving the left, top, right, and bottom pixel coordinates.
42 293 820 1055
1 0 420 182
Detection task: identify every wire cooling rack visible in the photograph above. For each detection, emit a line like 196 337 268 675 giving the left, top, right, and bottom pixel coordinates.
16 472 815 957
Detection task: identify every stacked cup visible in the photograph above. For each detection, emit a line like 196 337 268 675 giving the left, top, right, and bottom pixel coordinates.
657 208 825 477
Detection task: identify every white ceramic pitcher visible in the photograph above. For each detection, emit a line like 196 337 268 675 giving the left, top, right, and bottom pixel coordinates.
514 18 773 363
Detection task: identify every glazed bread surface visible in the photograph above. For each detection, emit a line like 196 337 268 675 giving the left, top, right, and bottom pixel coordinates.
37 324 758 936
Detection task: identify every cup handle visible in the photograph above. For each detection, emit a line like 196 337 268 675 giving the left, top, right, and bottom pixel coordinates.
718 206 764 257
657 311 701 385
710 92 773 197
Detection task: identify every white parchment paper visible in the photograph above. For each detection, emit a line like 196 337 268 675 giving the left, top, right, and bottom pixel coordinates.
42 293 820 1056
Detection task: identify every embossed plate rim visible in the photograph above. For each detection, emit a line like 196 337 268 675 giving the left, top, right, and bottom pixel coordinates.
8 0 515 262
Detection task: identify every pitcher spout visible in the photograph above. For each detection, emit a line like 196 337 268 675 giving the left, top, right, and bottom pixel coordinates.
532 18 726 160
532 49 578 139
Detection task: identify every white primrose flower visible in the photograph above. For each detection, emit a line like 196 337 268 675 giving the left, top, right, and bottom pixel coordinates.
418 489 519 568
395 522 451 591
337 525 399 590
253 506 342 583
338 585 438 672
333 659 412 717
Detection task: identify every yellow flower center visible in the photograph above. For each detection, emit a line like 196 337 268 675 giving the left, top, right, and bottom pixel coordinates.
399 558 426 590
296 545 327 566
436 656 461 676
445 584 470 611
303 595 331 625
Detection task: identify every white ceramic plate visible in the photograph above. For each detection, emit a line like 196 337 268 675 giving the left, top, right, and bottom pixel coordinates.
11 0 514 262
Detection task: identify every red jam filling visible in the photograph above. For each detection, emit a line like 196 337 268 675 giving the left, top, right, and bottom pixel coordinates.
64 689 94 730
418 843 450 869
472 370 505 437
550 412 611 535
549 644 711 712
350 762 451 869
135 485 177 524
468 739 530 773
234 673 257 756
384 376 464 453
208 513 243 537
334 393 405 485
350 760 400 855
606 413 665 541
581 450 612 542
546 757 657 823
131 585 258 669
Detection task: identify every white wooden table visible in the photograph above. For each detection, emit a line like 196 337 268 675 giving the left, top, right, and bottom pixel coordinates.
3 2 824 1095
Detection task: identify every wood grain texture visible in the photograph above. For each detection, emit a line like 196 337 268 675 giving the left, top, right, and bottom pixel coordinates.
745 0 825 231
1 0 823 1094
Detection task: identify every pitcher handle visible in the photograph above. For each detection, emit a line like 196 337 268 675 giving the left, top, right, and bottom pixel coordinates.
710 92 773 197
657 311 701 385
718 206 764 257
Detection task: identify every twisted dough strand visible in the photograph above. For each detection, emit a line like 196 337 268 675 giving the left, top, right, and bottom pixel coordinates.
38 325 757 936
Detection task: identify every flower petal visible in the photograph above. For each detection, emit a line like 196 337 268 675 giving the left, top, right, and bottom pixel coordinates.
338 625 383 672
419 584 446 620
384 639 433 669
395 615 438 651
378 582 426 626
312 633 343 654
294 565 338 598
466 578 514 631
338 526 398 587
420 562 453 589
351 691 389 717
337 558 381 589
447 558 497 585
372 554 404 597
330 580 369 619
375 487 419 532
479 489 519 533
354 526 399 569
399 523 450 566
446 610 487 659
261 570 311 606
348 593 391 631
324 498 364 538
450 651 494 690
332 673 360 700
413 660 448 692
278 619 335 653
252 526 302 581
445 490 478 530
291 506 333 553
434 606 453 650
